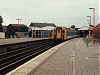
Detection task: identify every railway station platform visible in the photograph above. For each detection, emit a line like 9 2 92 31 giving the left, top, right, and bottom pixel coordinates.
6 38 99 75
0 38 51 45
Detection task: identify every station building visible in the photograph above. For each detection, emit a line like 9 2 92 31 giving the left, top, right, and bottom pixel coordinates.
95 23 100 39
7 24 29 38
78 26 89 37
29 22 56 38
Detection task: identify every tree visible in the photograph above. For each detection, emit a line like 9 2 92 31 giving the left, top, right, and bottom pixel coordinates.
71 25 75 29
0 16 3 32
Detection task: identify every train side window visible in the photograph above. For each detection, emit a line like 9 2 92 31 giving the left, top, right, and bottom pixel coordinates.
62 30 65 34
54 30 56 33
58 30 60 33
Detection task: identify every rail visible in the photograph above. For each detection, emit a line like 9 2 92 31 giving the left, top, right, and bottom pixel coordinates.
0 39 55 74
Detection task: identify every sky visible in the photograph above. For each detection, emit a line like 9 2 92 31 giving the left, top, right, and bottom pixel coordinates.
0 0 99 28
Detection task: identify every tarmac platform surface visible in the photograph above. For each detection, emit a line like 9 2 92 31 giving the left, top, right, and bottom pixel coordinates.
0 38 51 45
7 38 99 75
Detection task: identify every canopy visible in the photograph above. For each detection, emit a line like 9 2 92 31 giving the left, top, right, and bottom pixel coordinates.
31 26 55 30
78 26 89 31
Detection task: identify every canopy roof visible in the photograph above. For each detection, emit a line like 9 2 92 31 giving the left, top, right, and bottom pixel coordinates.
78 26 89 31
30 22 56 27
31 26 55 30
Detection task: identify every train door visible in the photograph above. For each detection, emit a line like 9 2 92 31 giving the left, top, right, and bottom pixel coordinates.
62 30 65 40
57 29 61 39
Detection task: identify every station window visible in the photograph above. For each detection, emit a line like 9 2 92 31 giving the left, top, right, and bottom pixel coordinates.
39 30 41 34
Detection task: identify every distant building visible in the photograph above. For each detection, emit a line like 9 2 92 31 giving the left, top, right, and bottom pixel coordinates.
2 25 7 38
2 25 7 32
0 24 3 32
7 24 29 38
75 28 80 31
29 22 56 38
78 26 89 37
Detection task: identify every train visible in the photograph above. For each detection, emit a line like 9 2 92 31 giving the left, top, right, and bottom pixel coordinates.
52 27 79 40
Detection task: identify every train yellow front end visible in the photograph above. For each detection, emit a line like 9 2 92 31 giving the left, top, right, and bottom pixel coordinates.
52 27 66 40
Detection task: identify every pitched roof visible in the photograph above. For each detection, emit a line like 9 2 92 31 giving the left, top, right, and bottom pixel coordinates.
9 24 27 27
29 22 56 27
95 23 100 31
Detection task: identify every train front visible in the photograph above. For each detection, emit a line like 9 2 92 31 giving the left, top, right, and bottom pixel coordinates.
52 27 66 40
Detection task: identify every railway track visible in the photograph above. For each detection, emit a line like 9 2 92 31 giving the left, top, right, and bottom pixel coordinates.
0 39 57 75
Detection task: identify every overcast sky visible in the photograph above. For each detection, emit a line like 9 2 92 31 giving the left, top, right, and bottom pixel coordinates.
0 0 99 28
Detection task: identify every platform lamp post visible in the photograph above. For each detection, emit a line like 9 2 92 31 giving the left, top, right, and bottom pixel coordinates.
89 8 95 44
16 19 21 40
87 16 91 37
87 20 90 37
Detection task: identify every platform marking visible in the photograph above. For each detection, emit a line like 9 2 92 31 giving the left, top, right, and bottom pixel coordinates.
73 40 80 75
86 57 88 59
69 39 80 75
76 40 80 46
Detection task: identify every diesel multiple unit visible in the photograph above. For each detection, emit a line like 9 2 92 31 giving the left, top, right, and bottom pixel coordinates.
52 27 79 40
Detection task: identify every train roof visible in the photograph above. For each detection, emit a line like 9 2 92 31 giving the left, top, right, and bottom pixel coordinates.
53 27 78 31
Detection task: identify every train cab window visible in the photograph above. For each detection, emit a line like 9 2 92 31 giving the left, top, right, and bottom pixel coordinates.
54 30 56 33
58 30 60 33
62 30 65 34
